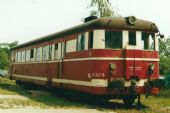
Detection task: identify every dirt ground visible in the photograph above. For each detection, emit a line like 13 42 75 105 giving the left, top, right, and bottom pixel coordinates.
0 107 115 113
0 94 115 113
0 94 28 100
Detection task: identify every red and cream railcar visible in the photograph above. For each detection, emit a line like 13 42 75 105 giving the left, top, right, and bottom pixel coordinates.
10 16 161 105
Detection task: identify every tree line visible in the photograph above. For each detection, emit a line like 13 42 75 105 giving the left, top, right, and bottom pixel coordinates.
0 41 18 70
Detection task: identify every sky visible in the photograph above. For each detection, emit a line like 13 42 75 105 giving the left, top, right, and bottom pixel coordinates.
0 0 170 44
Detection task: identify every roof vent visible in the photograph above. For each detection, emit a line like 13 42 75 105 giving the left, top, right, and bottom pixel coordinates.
84 16 98 23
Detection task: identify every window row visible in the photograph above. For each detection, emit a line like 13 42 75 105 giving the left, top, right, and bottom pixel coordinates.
105 30 156 50
12 32 93 63
11 30 158 63
14 44 57 63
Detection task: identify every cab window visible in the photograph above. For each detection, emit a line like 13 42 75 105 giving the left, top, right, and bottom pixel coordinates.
105 30 122 49
129 31 136 45
142 32 155 50
77 33 85 51
88 31 93 49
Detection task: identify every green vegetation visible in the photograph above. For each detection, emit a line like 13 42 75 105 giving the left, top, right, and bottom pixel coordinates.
0 77 19 95
118 96 170 113
157 88 170 98
88 0 114 17
159 37 170 76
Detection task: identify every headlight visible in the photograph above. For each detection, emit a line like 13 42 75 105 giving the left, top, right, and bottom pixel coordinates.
149 63 155 70
148 63 155 75
125 16 136 25
109 63 116 74
110 63 116 70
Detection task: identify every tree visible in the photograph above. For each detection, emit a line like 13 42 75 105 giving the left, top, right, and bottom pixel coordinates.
159 37 170 76
8 41 18 49
159 38 170 56
89 0 114 17
0 48 9 69
0 41 18 70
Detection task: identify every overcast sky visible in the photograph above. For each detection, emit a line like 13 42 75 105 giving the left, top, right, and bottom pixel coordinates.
0 0 169 44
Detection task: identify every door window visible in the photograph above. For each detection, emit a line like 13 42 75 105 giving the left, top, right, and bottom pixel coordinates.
129 31 136 46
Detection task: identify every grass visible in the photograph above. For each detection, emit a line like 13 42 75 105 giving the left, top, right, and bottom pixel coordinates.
0 95 89 109
157 88 170 98
0 77 24 95
0 77 170 113
111 96 170 113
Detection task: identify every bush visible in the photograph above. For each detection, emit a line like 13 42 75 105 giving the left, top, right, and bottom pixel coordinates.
157 88 170 98
165 74 170 88
151 79 166 88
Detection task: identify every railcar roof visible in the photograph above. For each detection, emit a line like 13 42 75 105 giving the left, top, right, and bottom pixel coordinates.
11 16 158 50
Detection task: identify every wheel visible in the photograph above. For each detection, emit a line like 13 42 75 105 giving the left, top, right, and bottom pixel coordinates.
122 95 136 107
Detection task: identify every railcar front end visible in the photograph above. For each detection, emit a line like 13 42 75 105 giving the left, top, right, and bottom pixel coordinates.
79 17 161 106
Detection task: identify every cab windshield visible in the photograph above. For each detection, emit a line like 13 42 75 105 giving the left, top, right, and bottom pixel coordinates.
105 30 122 49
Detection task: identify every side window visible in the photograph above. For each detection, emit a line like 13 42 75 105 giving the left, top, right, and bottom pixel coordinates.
42 46 49 61
21 51 26 62
105 30 122 49
30 49 34 59
49 45 52 60
142 32 155 50
88 31 93 49
66 39 77 53
36 47 42 61
58 43 62 59
17 52 21 62
30 48 36 61
42 47 46 61
26 50 30 62
77 33 85 51
129 31 136 45
55 43 58 59
11 52 16 63
15 52 18 62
